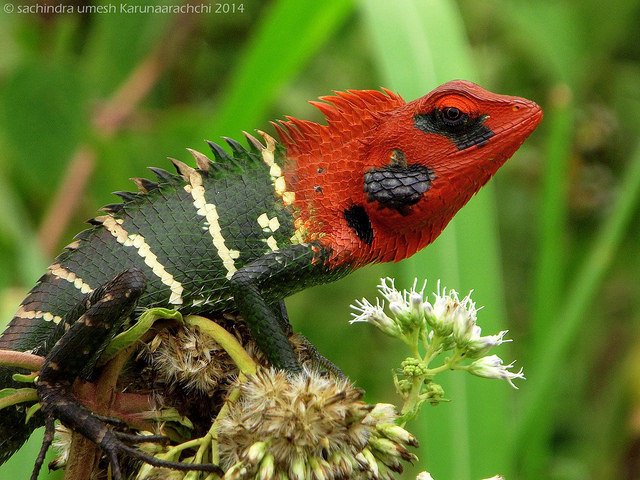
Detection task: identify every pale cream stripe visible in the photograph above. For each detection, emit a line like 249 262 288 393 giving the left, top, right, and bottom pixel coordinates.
257 213 280 232
15 306 63 324
259 132 295 206
100 216 184 305
257 213 281 252
266 236 279 251
184 171 240 280
48 263 94 294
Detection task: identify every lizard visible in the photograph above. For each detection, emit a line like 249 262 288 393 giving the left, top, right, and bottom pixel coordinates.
0 80 542 478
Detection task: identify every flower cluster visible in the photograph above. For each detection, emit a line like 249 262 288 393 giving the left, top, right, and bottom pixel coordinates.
351 279 524 419
218 368 418 480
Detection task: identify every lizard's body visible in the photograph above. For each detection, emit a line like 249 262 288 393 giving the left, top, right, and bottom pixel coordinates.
0 81 542 476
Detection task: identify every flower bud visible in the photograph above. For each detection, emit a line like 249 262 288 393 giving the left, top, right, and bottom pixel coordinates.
466 330 511 358
376 423 419 448
366 403 398 422
467 355 525 389
452 304 477 347
257 453 275 480
290 455 306 480
247 441 267 464
401 357 428 377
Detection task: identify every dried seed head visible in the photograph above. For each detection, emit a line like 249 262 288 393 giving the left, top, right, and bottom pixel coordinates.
148 325 237 393
218 369 417 480
147 319 313 395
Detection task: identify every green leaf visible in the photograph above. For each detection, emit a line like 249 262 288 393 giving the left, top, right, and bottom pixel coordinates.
199 0 354 139
0 59 88 200
11 373 38 384
139 407 195 430
0 388 38 410
514 137 640 476
99 307 183 366
25 403 41 423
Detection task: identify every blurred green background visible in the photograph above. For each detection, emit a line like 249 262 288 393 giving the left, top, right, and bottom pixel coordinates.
2 0 640 478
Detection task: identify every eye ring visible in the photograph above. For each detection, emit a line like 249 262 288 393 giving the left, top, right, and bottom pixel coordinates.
443 107 461 120
436 107 469 130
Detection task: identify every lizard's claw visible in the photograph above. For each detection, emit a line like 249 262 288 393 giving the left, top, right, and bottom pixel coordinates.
31 407 223 480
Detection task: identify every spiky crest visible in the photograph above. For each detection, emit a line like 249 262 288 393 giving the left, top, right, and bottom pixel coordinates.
187 149 213 172
169 158 196 180
148 167 179 183
243 131 266 153
78 136 267 246
130 178 158 194
276 88 405 156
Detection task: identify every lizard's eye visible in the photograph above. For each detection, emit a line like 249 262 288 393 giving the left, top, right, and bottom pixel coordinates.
414 106 493 150
438 106 468 129
443 106 462 122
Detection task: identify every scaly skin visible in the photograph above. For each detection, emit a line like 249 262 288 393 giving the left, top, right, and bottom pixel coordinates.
0 80 542 472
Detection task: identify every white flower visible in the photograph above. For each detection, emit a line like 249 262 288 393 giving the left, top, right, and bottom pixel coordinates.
349 297 400 337
466 330 512 358
451 291 479 347
378 277 405 305
378 277 411 322
424 283 454 335
467 355 525 389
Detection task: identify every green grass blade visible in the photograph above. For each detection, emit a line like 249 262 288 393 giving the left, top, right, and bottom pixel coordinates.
514 139 640 474
199 0 354 138
530 89 574 353
0 172 47 286
360 1 510 478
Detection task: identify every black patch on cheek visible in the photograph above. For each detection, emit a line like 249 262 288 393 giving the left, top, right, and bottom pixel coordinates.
414 109 494 150
364 163 435 214
344 205 374 245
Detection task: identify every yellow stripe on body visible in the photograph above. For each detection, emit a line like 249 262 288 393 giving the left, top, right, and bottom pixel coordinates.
15 306 63 324
48 263 94 294
184 170 240 280
257 212 281 252
100 216 184 305
258 131 296 206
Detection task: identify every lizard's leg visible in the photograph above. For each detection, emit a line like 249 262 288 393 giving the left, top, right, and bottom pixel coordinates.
229 242 337 373
32 268 222 480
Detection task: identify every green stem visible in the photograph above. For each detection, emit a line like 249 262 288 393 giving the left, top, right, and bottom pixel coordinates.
0 349 44 371
400 376 424 419
158 438 204 462
424 333 443 363
185 315 258 376
191 372 248 472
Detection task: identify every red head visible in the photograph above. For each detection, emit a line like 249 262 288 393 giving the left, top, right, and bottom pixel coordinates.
277 80 542 266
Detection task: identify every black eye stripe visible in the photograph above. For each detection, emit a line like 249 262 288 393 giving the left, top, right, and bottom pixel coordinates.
414 108 494 150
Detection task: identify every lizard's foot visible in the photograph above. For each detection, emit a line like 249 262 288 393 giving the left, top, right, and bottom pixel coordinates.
297 334 347 379
31 269 223 479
